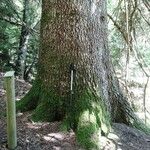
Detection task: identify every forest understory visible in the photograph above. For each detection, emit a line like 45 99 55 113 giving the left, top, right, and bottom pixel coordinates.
0 72 150 150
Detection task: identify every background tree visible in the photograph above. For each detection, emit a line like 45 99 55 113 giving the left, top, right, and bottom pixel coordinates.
15 0 41 79
16 0 145 149
0 0 21 71
0 0 41 81
15 0 30 78
108 0 150 124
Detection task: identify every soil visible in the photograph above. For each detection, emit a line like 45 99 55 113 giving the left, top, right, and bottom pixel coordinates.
1 72 150 150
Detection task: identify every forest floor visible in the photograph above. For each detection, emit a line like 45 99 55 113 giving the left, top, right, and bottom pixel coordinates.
1 72 150 150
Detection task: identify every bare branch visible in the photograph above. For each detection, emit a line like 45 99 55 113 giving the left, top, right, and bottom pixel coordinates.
107 13 127 42
0 16 22 26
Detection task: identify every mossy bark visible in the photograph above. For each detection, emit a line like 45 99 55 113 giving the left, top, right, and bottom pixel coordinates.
16 0 138 149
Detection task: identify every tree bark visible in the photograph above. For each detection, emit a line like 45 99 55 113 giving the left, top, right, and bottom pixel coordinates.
15 0 30 79
17 0 140 149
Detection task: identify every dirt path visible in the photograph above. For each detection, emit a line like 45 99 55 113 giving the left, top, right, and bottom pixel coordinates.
1 72 150 150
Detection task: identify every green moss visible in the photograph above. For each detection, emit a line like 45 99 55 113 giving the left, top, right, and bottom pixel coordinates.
77 124 99 150
16 79 111 148
16 79 65 122
41 11 52 25
69 89 111 149
31 101 52 122
31 88 65 122
94 104 111 134
59 119 70 132
16 80 40 112
77 111 101 150
61 88 111 149
132 119 150 134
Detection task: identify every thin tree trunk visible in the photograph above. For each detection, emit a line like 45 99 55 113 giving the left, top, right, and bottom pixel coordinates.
15 0 30 79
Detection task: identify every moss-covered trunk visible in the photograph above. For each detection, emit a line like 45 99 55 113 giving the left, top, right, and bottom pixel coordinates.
17 0 138 149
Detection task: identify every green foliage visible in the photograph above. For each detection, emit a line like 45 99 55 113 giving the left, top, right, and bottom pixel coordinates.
0 21 20 71
108 0 150 68
0 0 22 68
109 31 124 67
0 0 41 80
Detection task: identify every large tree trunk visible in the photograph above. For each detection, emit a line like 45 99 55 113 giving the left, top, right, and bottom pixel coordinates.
17 0 139 149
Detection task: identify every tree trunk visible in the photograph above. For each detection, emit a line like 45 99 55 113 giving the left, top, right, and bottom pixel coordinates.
15 0 30 79
17 0 140 149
